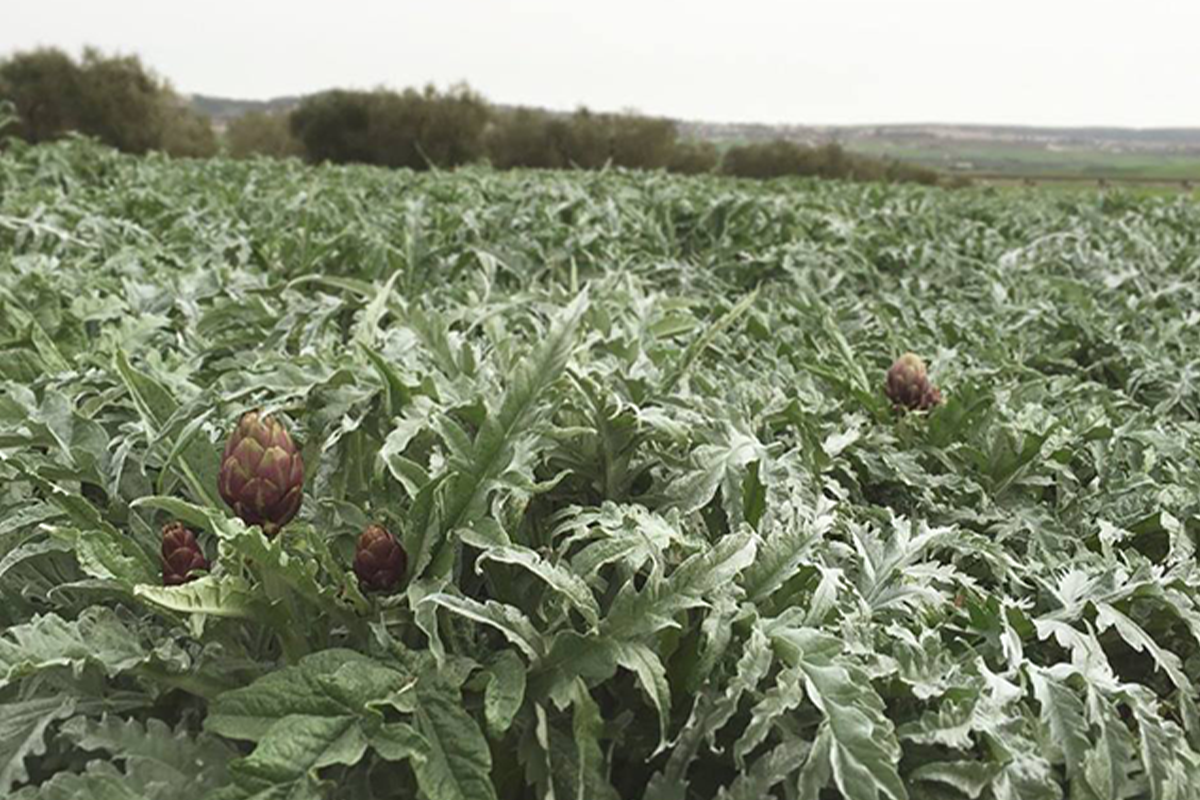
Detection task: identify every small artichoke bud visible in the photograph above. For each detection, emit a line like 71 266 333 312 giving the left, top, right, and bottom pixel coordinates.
162 521 209 586
885 352 942 411
218 411 304 536
354 524 407 593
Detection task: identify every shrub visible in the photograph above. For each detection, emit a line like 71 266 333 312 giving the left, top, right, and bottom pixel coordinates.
409 83 490 168
72 49 167 154
159 93 218 158
882 157 942 186
0 46 215 157
721 138 942 185
225 111 303 159
288 90 374 165
563 108 611 168
486 107 682 172
0 48 85 144
289 85 490 169
667 140 719 175
721 139 815 179
485 107 567 169
608 113 677 169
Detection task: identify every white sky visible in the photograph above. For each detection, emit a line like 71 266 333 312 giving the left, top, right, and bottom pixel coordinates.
4 0 1198 127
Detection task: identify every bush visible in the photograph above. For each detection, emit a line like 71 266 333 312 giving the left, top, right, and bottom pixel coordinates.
159 93 218 158
289 85 490 169
225 111 303 159
882 158 942 186
608 113 677 169
667 140 719 175
486 108 566 169
72 49 166 154
562 109 610 169
0 47 215 157
721 139 815 179
288 90 373 165
486 107 681 171
409 84 490 168
721 138 942 185
0 48 85 144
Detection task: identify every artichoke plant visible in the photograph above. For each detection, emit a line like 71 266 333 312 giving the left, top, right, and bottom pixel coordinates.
885 352 942 411
162 521 209 586
218 411 304 536
354 524 407 592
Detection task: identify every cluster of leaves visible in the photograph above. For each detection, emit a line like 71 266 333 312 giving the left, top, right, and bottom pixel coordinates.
2 136 1200 800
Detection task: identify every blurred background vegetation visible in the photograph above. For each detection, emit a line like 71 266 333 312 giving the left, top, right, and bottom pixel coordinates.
0 47 216 157
0 45 947 185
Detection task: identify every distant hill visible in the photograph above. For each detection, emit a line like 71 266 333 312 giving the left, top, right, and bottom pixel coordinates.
189 93 1200 182
673 121 1200 181
676 120 1200 152
190 94 305 123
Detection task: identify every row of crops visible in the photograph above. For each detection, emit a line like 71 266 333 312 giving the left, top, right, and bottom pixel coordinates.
2 136 1200 799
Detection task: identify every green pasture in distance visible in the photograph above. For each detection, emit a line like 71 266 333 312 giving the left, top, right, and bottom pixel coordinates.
848 137 1200 181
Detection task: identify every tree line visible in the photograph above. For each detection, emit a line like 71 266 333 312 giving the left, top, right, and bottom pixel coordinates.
0 47 215 157
0 46 947 186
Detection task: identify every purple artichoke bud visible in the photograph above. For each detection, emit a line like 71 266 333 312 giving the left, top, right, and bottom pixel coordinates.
885 352 942 411
354 524 407 592
162 521 209 586
218 411 304 536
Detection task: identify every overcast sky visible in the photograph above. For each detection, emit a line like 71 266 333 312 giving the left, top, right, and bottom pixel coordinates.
4 0 1198 127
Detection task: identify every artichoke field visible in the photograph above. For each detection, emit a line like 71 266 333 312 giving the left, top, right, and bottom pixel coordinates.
2 136 1200 799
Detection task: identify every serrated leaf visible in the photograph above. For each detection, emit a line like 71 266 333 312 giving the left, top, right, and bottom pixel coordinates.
772 626 907 800
613 641 671 752
717 738 811 800
134 576 259 621
0 695 75 794
910 761 1001 800
371 721 427 763
1030 669 1089 776
422 593 545 661
412 679 498 800
0 608 148 690
476 544 601 627
228 715 367 795
207 650 407 742
484 650 527 735
60 715 234 795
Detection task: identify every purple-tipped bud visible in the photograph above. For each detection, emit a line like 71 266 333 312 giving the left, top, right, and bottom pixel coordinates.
885 353 942 411
354 524 407 593
218 411 304 536
162 521 209 586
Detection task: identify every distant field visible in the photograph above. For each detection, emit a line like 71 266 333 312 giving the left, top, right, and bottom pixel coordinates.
190 94 1200 186
846 139 1200 182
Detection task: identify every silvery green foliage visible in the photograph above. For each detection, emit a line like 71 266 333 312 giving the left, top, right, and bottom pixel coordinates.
2 138 1200 799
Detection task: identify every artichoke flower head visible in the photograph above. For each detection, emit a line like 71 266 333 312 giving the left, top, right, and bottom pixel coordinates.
162 521 208 585
885 352 943 411
218 410 304 536
354 524 407 592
